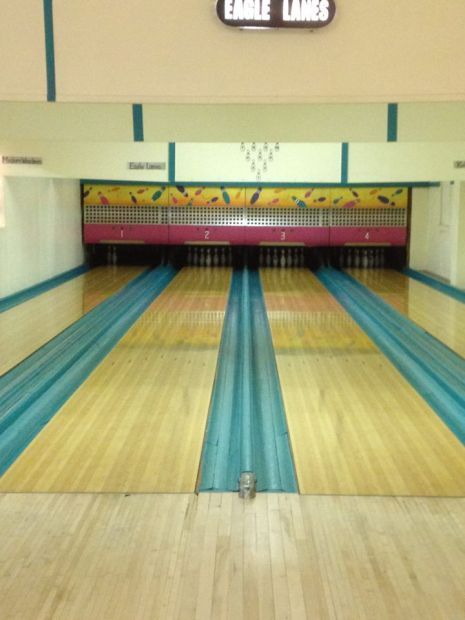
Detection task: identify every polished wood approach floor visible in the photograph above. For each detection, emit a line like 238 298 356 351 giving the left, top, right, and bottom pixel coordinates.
0 492 464 620
260 268 465 496
0 265 145 377
0 268 231 493
349 268 465 359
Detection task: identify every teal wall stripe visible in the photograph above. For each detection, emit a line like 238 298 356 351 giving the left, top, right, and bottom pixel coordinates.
169 143 176 183
132 104 144 142
387 103 398 142
0 265 87 314
341 142 349 183
43 0 56 101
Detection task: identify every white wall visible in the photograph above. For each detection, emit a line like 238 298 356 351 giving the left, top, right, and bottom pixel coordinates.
176 142 341 183
1 1 465 104
2 102 465 143
0 177 84 298
409 184 454 281
51 0 465 104
349 143 465 183
0 141 169 183
0 102 134 142
0 1 46 101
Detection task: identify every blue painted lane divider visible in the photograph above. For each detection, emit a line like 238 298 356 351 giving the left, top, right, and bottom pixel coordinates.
317 268 465 444
199 269 297 492
0 265 88 314
0 266 176 475
404 268 465 305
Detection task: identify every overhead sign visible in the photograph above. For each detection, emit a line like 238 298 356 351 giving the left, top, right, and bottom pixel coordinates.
216 0 336 29
2 155 43 165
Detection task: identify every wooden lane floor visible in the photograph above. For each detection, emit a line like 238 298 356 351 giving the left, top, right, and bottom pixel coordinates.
0 268 231 493
0 265 145 377
348 268 465 359
260 268 465 496
1 492 465 619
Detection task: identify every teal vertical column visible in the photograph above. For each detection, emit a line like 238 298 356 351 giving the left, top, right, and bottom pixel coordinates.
132 104 144 142
169 143 176 183
341 143 349 184
387 103 398 142
43 0 56 101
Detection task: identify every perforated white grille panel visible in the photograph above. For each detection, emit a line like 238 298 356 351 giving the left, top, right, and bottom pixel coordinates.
84 205 161 225
84 205 407 229
330 209 407 227
246 208 330 227
169 207 244 226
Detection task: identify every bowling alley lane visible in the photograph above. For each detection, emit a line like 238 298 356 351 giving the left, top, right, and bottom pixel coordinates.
348 268 465 360
260 268 465 496
0 267 231 493
0 265 145 377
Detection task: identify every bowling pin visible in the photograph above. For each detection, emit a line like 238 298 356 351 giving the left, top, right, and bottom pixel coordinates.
213 247 219 267
346 248 352 268
199 247 205 267
220 247 226 266
206 247 212 267
266 248 271 267
299 248 305 267
362 249 368 269
193 247 199 267
106 245 112 265
280 249 286 268
354 249 360 268
294 248 300 268
368 249 374 268
273 248 279 268
287 248 293 268
112 246 117 265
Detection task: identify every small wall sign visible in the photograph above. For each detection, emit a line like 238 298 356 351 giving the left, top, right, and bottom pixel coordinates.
127 162 166 170
2 155 43 165
216 0 336 29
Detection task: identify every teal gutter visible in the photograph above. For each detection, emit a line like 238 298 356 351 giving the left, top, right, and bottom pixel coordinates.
240 269 254 474
0 265 88 314
317 268 465 444
199 269 297 492
0 266 176 475
404 268 465 305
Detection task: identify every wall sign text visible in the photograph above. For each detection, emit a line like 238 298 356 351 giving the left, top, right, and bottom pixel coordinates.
216 0 336 29
2 155 43 165
128 162 166 170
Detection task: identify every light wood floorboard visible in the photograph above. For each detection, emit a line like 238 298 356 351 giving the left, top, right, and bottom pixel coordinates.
260 268 465 496
0 492 464 620
349 268 465 359
0 268 231 493
0 266 145 376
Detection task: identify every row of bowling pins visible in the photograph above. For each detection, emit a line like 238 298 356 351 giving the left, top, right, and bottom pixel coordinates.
187 246 232 267
259 247 305 268
106 245 118 265
339 247 386 269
